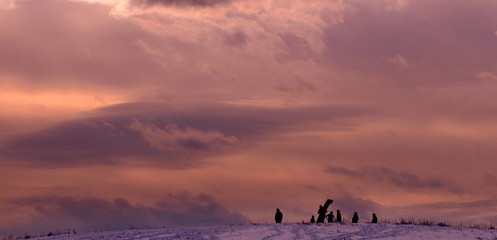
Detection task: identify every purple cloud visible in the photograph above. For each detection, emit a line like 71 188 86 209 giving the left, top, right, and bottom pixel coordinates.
326 165 460 193
320 0 497 88
0 101 373 167
2 192 246 237
393 199 497 224
127 119 240 153
223 30 248 46
131 0 232 8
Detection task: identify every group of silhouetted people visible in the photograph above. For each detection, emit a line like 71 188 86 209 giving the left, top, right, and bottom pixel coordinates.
274 199 379 224
310 210 368 224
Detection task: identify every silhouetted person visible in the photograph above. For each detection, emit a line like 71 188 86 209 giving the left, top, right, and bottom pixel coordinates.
316 199 333 223
327 211 334 223
336 210 342 223
352 212 359 223
371 213 377 223
310 215 316 223
317 205 326 223
275 208 283 223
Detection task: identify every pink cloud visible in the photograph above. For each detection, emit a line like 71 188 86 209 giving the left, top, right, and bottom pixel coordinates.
127 119 240 153
382 54 411 67
0 0 15 9
476 72 497 81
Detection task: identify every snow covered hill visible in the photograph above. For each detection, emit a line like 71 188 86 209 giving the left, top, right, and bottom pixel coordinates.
32 223 497 240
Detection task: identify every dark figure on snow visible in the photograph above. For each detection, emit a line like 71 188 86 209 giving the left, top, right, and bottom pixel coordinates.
317 205 326 223
275 208 283 223
327 211 334 223
316 199 333 223
371 213 377 223
336 210 342 223
310 215 316 223
352 212 359 223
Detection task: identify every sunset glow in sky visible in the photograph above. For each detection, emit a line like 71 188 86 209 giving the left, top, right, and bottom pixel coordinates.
2 0 497 236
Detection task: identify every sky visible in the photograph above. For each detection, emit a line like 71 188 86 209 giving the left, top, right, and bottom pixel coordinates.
1 0 497 236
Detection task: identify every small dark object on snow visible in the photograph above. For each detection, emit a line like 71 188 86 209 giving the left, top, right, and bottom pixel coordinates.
336 210 342 223
310 215 316 223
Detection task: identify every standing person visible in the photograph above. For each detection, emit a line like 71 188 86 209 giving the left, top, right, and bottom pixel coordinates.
352 212 359 223
336 210 342 223
275 208 283 223
316 199 333 223
371 213 378 223
310 215 316 223
327 211 334 223
317 205 327 223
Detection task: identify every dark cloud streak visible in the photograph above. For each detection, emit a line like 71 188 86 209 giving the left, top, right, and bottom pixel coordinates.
131 0 232 8
393 198 497 223
326 165 460 193
0 101 374 168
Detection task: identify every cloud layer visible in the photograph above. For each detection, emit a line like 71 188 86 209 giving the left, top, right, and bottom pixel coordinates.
0 101 370 167
131 0 232 8
326 165 459 193
1 193 246 237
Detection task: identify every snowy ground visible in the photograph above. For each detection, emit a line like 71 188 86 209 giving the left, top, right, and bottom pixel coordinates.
32 223 497 240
